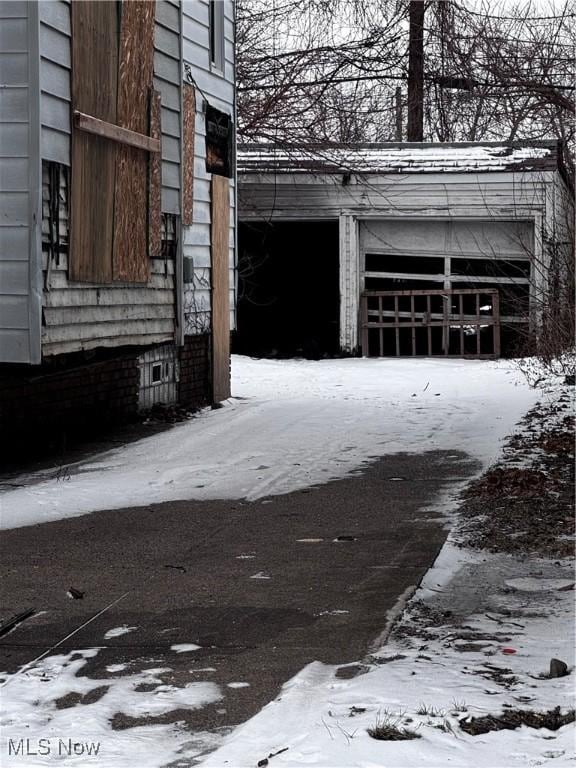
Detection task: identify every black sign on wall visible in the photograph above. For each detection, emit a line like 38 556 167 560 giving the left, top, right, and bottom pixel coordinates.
205 105 233 177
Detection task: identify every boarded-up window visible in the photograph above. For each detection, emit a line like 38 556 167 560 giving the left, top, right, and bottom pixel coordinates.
205 106 233 178
182 84 196 226
70 1 159 284
69 1 119 282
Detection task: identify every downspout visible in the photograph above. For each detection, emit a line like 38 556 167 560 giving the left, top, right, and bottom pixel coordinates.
28 0 42 364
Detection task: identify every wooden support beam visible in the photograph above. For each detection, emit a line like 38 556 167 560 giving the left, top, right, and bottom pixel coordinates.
74 110 161 154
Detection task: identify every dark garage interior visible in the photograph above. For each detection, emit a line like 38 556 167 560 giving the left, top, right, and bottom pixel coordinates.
234 220 340 358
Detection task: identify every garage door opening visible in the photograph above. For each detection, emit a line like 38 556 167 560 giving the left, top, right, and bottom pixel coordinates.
235 220 340 358
360 219 533 358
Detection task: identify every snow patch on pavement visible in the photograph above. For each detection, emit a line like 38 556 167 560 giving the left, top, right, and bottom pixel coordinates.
0 357 539 529
200 546 575 768
0 649 222 767
171 643 201 653
103 625 137 640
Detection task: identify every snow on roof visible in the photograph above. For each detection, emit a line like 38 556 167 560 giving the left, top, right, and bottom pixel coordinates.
237 141 560 175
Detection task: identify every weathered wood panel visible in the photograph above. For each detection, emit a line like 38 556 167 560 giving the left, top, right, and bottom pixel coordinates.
45 319 175 345
45 332 175 357
239 173 551 220
182 83 196 225
113 0 156 283
45 304 175 325
69 0 118 283
211 175 231 401
149 90 162 258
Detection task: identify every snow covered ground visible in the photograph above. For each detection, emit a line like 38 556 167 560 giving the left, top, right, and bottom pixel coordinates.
1 357 571 768
199 379 575 768
0 356 540 529
1 648 224 767
201 544 575 768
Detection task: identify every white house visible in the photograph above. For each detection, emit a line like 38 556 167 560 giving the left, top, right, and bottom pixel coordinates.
0 0 236 450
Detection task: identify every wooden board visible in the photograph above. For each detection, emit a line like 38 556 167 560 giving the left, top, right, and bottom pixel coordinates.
182 83 196 226
113 0 156 283
74 111 161 153
211 175 231 402
69 1 118 283
148 89 162 257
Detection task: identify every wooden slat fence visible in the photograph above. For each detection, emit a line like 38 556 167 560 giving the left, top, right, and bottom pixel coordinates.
361 288 501 358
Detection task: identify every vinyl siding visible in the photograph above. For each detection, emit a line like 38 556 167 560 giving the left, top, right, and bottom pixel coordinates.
41 164 177 356
154 0 182 214
181 0 236 334
38 1 182 356
39 0 70 164
0 0 42 364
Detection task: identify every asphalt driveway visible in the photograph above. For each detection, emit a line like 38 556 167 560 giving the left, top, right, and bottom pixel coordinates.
1 449 477 751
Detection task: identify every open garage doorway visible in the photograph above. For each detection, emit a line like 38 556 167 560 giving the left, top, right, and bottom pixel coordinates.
235 220 340 358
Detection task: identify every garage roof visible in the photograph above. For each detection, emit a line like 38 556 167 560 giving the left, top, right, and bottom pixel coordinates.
237 140 565 175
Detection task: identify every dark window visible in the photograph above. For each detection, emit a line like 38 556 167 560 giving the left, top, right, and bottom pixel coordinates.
160 213 178 261
451 257 531 279
365 277 443 291
209 0 224 71
205 106 234 177
365 253 444 275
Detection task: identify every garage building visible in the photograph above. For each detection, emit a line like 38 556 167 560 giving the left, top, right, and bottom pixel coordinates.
236 141 573 359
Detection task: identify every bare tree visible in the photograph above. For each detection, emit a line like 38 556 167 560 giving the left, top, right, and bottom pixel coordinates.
425 0 575 152
237 0 575 152
236 0 409 144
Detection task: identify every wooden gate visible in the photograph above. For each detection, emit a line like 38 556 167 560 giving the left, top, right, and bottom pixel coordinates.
360 289 500 358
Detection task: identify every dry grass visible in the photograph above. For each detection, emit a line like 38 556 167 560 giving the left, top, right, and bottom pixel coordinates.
367 711 421 741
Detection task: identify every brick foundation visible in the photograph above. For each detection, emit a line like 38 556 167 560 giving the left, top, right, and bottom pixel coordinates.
0 351 140 461
0 337 214 464
179 333 212 408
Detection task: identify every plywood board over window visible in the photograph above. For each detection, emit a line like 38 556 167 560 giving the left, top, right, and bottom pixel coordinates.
211 175 231 402
113 0 156 283
70 0 159 284
148 89 162 258
182 83 196 227
69 0 119 283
